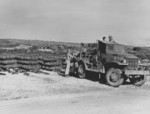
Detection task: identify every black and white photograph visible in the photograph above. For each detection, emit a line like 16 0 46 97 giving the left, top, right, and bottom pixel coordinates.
0 0 150 114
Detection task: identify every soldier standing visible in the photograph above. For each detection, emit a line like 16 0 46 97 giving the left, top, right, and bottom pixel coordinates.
65 48 73 76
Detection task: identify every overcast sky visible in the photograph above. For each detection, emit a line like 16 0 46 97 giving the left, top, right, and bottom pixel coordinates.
0 0 150 46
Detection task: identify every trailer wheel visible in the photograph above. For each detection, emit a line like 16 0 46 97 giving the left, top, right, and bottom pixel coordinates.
129 75 146 86
78 63 86 79
106 68 124 87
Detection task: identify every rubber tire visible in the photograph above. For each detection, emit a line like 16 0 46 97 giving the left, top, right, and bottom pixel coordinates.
78 63 86 79
123 75 128 84
129 75 146 86
106 68 124 87
69 66 76 76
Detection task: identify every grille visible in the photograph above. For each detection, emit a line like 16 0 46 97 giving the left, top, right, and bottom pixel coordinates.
127 58 138 69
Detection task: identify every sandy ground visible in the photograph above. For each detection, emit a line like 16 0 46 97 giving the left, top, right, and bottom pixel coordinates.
0 70 150 114
0 89 150 114
0 70 113 100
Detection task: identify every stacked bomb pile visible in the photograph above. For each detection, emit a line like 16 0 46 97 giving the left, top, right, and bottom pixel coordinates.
0 54 18 71
0 52 66 72
39 54 62 71
17 54 41 72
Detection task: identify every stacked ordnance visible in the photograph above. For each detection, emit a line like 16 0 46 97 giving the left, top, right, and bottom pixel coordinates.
39 55 62 71
0 54 18 70
0 52 66 72
17 54 41 72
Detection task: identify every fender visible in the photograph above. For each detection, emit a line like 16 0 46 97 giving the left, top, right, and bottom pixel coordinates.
104 62 128 72
78 59 88 70
78 59 106 73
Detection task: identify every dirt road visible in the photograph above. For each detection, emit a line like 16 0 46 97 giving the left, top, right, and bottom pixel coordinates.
0 71 150 114
0 90 150 114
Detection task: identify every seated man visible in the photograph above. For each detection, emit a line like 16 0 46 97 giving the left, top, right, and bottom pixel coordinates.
102 36 106 42
108 35 115 43
73 50 80 58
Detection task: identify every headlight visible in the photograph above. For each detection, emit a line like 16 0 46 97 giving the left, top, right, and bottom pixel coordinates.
114 57 127 64
138 60 141 64
120 58 127 63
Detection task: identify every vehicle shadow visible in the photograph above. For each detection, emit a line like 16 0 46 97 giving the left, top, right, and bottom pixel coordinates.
85 71 99 82
85 71 132 86
60 70 132 86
